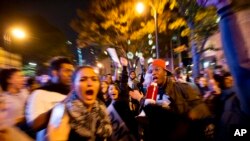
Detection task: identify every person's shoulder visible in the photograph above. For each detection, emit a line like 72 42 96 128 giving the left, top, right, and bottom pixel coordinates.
30 89 51 96
174 81 198 89
172 81 191 88
173 81 202 98
37 83 55 91
30 89 66 101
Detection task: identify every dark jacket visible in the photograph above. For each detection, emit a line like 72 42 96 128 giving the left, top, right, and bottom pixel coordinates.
109 66 140 140
215 88 250 141
142 104 201 141
162 78 211 118
38 82 70 95
140 78 212 141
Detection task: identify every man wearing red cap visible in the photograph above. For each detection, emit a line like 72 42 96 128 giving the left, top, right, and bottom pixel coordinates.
147 59 210 117
131 59 211 141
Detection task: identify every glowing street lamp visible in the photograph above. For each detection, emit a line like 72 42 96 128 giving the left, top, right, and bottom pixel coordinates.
3 27 26 67
136 2 145 14
11 28 26 39
136 2 159 58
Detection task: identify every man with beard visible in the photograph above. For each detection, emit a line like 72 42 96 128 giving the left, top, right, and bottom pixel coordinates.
26 56 74 141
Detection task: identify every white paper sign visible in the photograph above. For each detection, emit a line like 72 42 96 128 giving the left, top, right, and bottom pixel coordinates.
106 48 121 67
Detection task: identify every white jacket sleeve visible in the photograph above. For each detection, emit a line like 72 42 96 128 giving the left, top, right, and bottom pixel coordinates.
25 90 46 125
25 90 67 125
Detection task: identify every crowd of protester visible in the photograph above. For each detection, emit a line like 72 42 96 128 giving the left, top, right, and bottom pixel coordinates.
0 55 246 141
1 0 250 140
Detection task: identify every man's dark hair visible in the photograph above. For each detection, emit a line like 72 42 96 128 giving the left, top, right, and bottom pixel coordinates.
224 72 232 77
49 56 72 73
0 68 20 91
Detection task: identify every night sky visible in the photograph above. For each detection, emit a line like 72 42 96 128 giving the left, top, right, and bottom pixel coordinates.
0 0 90 43
0 0 94 67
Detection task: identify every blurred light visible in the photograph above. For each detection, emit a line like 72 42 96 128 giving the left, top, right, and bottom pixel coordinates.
204 61 209 68
127 52 134 59
147 58 153 64
127 40 131 45
148 39 153 45
104 51 108 55
118 69 121 74
28 62 37 66
12 28 26 39
137 52 143 58
66 40 72 45
152 45 156 49
152 53 156 58
211 62 216 65
216 17 220 23
172 36 177 41
93 67 100 74
165 61 169 66
97 63 103 68
136 2 145 14
133 64 136 68
39 75 50 84
148 34 152 39
78 48 83 66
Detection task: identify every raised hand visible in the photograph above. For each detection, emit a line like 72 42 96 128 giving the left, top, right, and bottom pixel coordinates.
120 57 128 67
139 57 145 66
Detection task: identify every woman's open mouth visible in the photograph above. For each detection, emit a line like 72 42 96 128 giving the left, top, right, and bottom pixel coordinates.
86 90 94 95
85 90 94 100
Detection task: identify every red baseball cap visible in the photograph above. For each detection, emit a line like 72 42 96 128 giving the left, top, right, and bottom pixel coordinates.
152 59 167 70
151 59 172 75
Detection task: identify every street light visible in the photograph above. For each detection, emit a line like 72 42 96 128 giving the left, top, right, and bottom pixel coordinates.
4 28 26 42
11 28 26 39
3 27 26 68
135 2 145 14
136 2 159 58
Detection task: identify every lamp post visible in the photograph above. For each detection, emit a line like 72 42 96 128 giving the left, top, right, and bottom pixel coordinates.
136 2 159 58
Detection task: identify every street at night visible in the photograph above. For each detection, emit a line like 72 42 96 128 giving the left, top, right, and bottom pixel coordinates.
0 0 250 141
